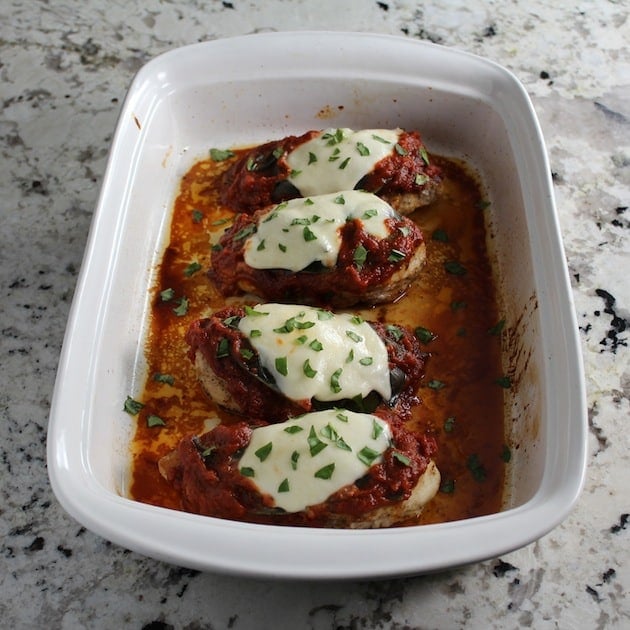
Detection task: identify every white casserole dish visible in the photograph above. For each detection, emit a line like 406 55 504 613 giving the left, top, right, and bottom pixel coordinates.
47 32 587 579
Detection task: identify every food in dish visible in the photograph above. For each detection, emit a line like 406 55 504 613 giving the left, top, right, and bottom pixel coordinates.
210 190 426 307
158 408 439 527
130 130 507 529
185 303 428 421
219 128 442 215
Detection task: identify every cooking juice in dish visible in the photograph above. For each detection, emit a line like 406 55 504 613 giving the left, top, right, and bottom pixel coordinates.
129 144 507 525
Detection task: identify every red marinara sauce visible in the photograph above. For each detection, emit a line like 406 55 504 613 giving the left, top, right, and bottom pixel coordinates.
129 146 507 526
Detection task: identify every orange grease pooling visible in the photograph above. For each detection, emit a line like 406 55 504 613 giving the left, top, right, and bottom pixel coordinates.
129 151 506 525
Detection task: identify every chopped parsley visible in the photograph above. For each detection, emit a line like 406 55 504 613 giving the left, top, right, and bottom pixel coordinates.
444 260 467 276
443 416 456 433
488 319 506 336
353 244 368 269
275 356 288 376
172 297 189 317
356 142 370 156
330 368 343 394
183 261 202 277
467 454 487 482
392 451 411 466
160 287 175 302
358 446 380 467
345 330 363 343
147 414 166 428
123 396 144 416
309 339 323 352
254 442 273 462
153 372 174 385
209 147 235 161
314 463 335 480
415 326 436 344
216 337 230 359
303 359 317 378
432 228 448 242
308 426 327 456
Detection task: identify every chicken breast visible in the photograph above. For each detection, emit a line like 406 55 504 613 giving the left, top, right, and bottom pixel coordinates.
219 127 442 215
158 408 440 528
210 190 426 308
185 303 428 422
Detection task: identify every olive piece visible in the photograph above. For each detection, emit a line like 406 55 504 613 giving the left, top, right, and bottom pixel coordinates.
389 367 406 398
272 179 301 203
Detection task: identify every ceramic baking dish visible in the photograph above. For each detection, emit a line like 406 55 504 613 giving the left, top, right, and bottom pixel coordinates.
47 32 587 579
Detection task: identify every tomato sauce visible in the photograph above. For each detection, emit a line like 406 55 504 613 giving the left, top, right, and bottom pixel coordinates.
129 148 507 525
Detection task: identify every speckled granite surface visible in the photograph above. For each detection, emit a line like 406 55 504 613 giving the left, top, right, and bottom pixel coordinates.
1 1 628 628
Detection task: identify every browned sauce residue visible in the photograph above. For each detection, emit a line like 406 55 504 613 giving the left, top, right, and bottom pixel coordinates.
129 151 506 525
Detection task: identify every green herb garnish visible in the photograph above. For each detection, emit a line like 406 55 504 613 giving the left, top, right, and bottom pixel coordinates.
153 373 175 386
147 414 166 428
392 451 411 466
314 463 335 480
210 147 235 161
160 288 175 302
275 356 288 376
444 416 456 433
291 450 300 470
346 330 363 343
183 261 202 277
303 359 317 378
216 337 229 358
172 297 189 317
432 228 448 242
444 260 467 276
353 244 368 269
358 446 380 467
308 426 327 456
467 454 487 482
255 442 273 462
330 368 343 394
415 326 436 344
123 396 144 415
488 319 506 336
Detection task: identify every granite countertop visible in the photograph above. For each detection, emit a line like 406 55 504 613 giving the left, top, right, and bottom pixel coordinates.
1 1 628 627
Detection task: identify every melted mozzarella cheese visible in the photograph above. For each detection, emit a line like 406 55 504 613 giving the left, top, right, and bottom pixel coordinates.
238 409 391 512
243 191 395 271
286 128 401 196
237 303 392 403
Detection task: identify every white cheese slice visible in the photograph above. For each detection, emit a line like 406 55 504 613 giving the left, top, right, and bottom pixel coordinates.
286 128 401 196
243 190 395 272
237 303 392 403
238 409 392 512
